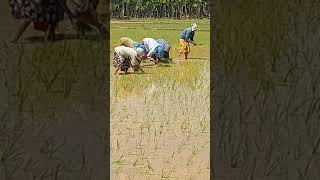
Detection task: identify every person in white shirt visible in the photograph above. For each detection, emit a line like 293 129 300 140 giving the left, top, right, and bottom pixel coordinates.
141 38 164 64
113 46 144 74
156 39 171 58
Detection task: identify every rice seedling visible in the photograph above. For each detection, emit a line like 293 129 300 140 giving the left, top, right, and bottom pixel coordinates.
214 0 320 179
111 19 210 179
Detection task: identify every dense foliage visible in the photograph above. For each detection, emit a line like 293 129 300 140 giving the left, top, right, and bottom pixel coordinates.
110 0 210 18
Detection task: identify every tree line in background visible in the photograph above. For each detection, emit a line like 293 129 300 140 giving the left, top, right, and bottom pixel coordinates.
111 0 210 18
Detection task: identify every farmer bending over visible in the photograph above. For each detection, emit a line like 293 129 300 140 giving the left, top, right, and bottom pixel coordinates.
9 0 72 42
141 38 164 64
133 41 148 62
179 23 198 60
113 46 144 75
156 39 171 58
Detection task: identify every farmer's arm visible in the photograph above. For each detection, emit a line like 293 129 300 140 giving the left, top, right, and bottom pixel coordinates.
134 57 144 72
189 41 197 46
147 46 156 57
11 19 31 43
185 29 193 42
114 67 120 75
190 31 195 42
130 54 138 66
185 30 197 45
138 65 144 73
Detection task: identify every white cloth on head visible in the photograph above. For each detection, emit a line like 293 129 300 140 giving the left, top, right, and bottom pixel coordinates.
191 23 198 31
119 37 135 47
136 48 144 57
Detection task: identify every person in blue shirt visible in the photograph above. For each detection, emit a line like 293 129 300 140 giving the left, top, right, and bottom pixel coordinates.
149 45 164 64
179 23 198 60
156 39 171 58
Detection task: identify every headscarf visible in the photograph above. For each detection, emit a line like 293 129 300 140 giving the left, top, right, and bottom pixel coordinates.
134 42 145 50
136 47 144 57
191 23 198 31
119 37 135 48
133 42 140 47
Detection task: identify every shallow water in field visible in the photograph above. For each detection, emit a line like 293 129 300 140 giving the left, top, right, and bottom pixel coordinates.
111 59 210 179
110 18 210 179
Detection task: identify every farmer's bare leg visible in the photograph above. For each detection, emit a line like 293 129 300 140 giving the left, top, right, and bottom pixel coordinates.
141 56 147 63
11 19 31 43
114 67 120 75
134 65 144 73
47 22 57 41
184 52 188 60
80 23 87 37
80 25 85 38
138 66 144 73
75 22 86 38
151 57 158 64
55 23 60 33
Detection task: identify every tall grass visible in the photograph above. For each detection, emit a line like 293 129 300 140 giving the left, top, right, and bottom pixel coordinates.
214 0 320 179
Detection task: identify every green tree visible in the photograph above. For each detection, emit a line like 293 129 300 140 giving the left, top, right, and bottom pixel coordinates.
110 0 210 18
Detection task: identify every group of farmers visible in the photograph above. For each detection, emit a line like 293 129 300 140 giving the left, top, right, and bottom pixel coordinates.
8 0 104 42
8 0 199 75
113 23 199 74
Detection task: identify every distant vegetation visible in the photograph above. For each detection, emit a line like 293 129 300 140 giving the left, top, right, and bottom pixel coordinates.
110 0 210 18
